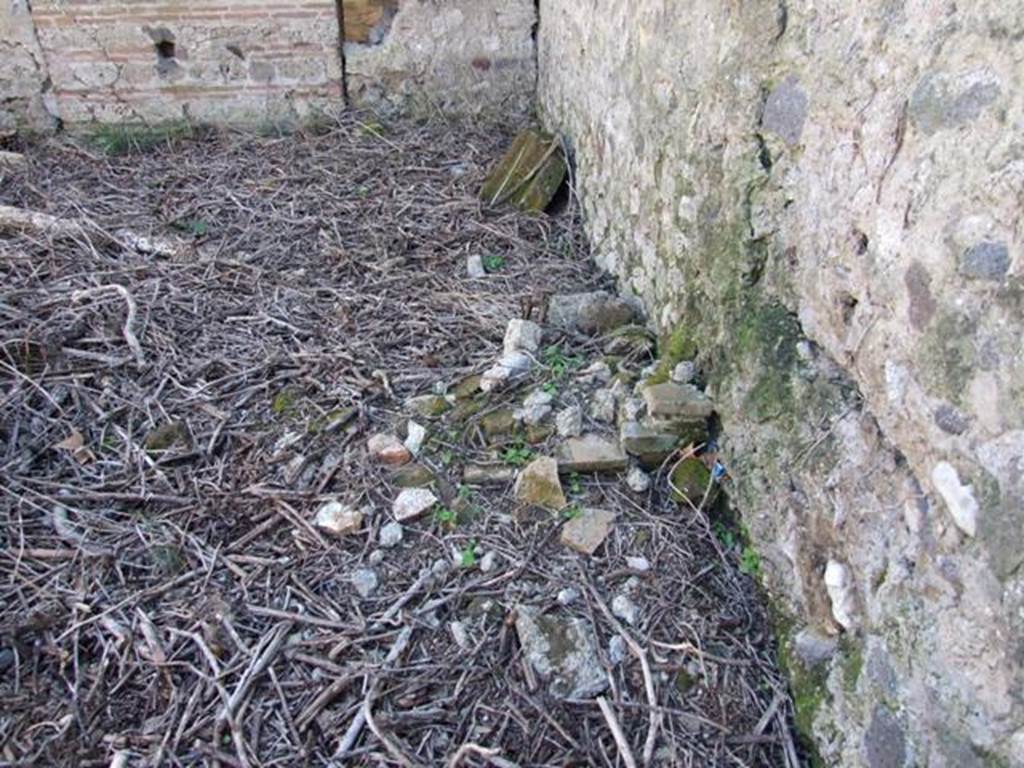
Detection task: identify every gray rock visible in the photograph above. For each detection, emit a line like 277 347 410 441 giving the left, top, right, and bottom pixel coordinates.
516 390 554 426
393 487 438 521
863 705 907 768
481 351 532 392
560 508 615 555
504 318 544 356
514 456 567 510
467 254 486 278
556 405 584 437
589 387 617 424
463 464 518 485
479 550 497 573
403 420 427 456
608 635 627 665
557 587 580 606
577 360 612 385
620 421 680 466
910 73 1000 135
368 549 385 566
626 556 650 572
671 361 696 384
792 627 838 668
379 521 403 548
960 241 1010 281
515 606 608 699
611 594 639 626
547 291 636 335
314 501 365 537
626 466 651 493
641 382 713 421
933 404 968 435
557 434 629 474
761 75 808 146
449 620 471 650
352 568 378 598
620 397 646 424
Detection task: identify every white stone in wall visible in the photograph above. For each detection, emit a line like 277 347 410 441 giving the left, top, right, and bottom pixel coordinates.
930 461 978 537
824 560 858 631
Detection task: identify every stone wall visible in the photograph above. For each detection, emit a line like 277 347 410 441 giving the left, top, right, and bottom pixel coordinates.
0 1 55 134
345 0 536 118
538 2 1024 765
0 0 536 130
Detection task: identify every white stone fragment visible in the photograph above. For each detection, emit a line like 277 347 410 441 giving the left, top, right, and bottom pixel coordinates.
449 620 471 650
503 318 544 356
481 351 532 392
608 635 627 665
931 461 978 537
590 387 617 424
479 550 497 573
556 405 584 437
824 560 858 630
626 556 650 572
314 501 364 536
379 521 403 548
467 254 486 278
626 466 651 493
671 361 696 384
352 568 378 598
368 549 385 566
611 594 639 626
557 587 580 606
404 420 427 456
393 488 438 521
516 390 554 425
577 360 612 385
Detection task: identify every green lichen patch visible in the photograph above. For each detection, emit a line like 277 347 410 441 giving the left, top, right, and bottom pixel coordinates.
916 309 977 404
670 457 713 506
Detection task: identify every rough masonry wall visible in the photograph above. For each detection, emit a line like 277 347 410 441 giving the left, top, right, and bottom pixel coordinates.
0 1 536 130
0 1 55 134
539 2 1023 766
345 0 536 118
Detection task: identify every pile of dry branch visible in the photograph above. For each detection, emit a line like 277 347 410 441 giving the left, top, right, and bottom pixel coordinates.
0 115 799 767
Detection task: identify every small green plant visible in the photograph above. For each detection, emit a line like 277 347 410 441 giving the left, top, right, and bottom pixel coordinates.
740 545 761 577
88 121 194 155
713 520 736 550
502 443 533 467
568 473 582 495
543 344 582 379
440 448 454 467
542 380 560 395
434 506 457 528
459 540 478 568
482 254 506 272
172 216 210 237
359 119 386 138
561 503 583 521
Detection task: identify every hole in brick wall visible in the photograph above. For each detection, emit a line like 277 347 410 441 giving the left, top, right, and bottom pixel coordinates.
155 40 176 61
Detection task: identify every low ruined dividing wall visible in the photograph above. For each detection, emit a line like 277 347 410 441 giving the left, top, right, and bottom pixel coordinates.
345 0 536 118
539 2 1023 765
0 0 535 131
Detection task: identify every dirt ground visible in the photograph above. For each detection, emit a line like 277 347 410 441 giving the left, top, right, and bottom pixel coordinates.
0 115 801 767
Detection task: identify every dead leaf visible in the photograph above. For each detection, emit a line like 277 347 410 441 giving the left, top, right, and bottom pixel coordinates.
54 429 96 465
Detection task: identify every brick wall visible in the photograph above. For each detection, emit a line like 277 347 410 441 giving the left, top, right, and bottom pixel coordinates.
28 0 344 124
